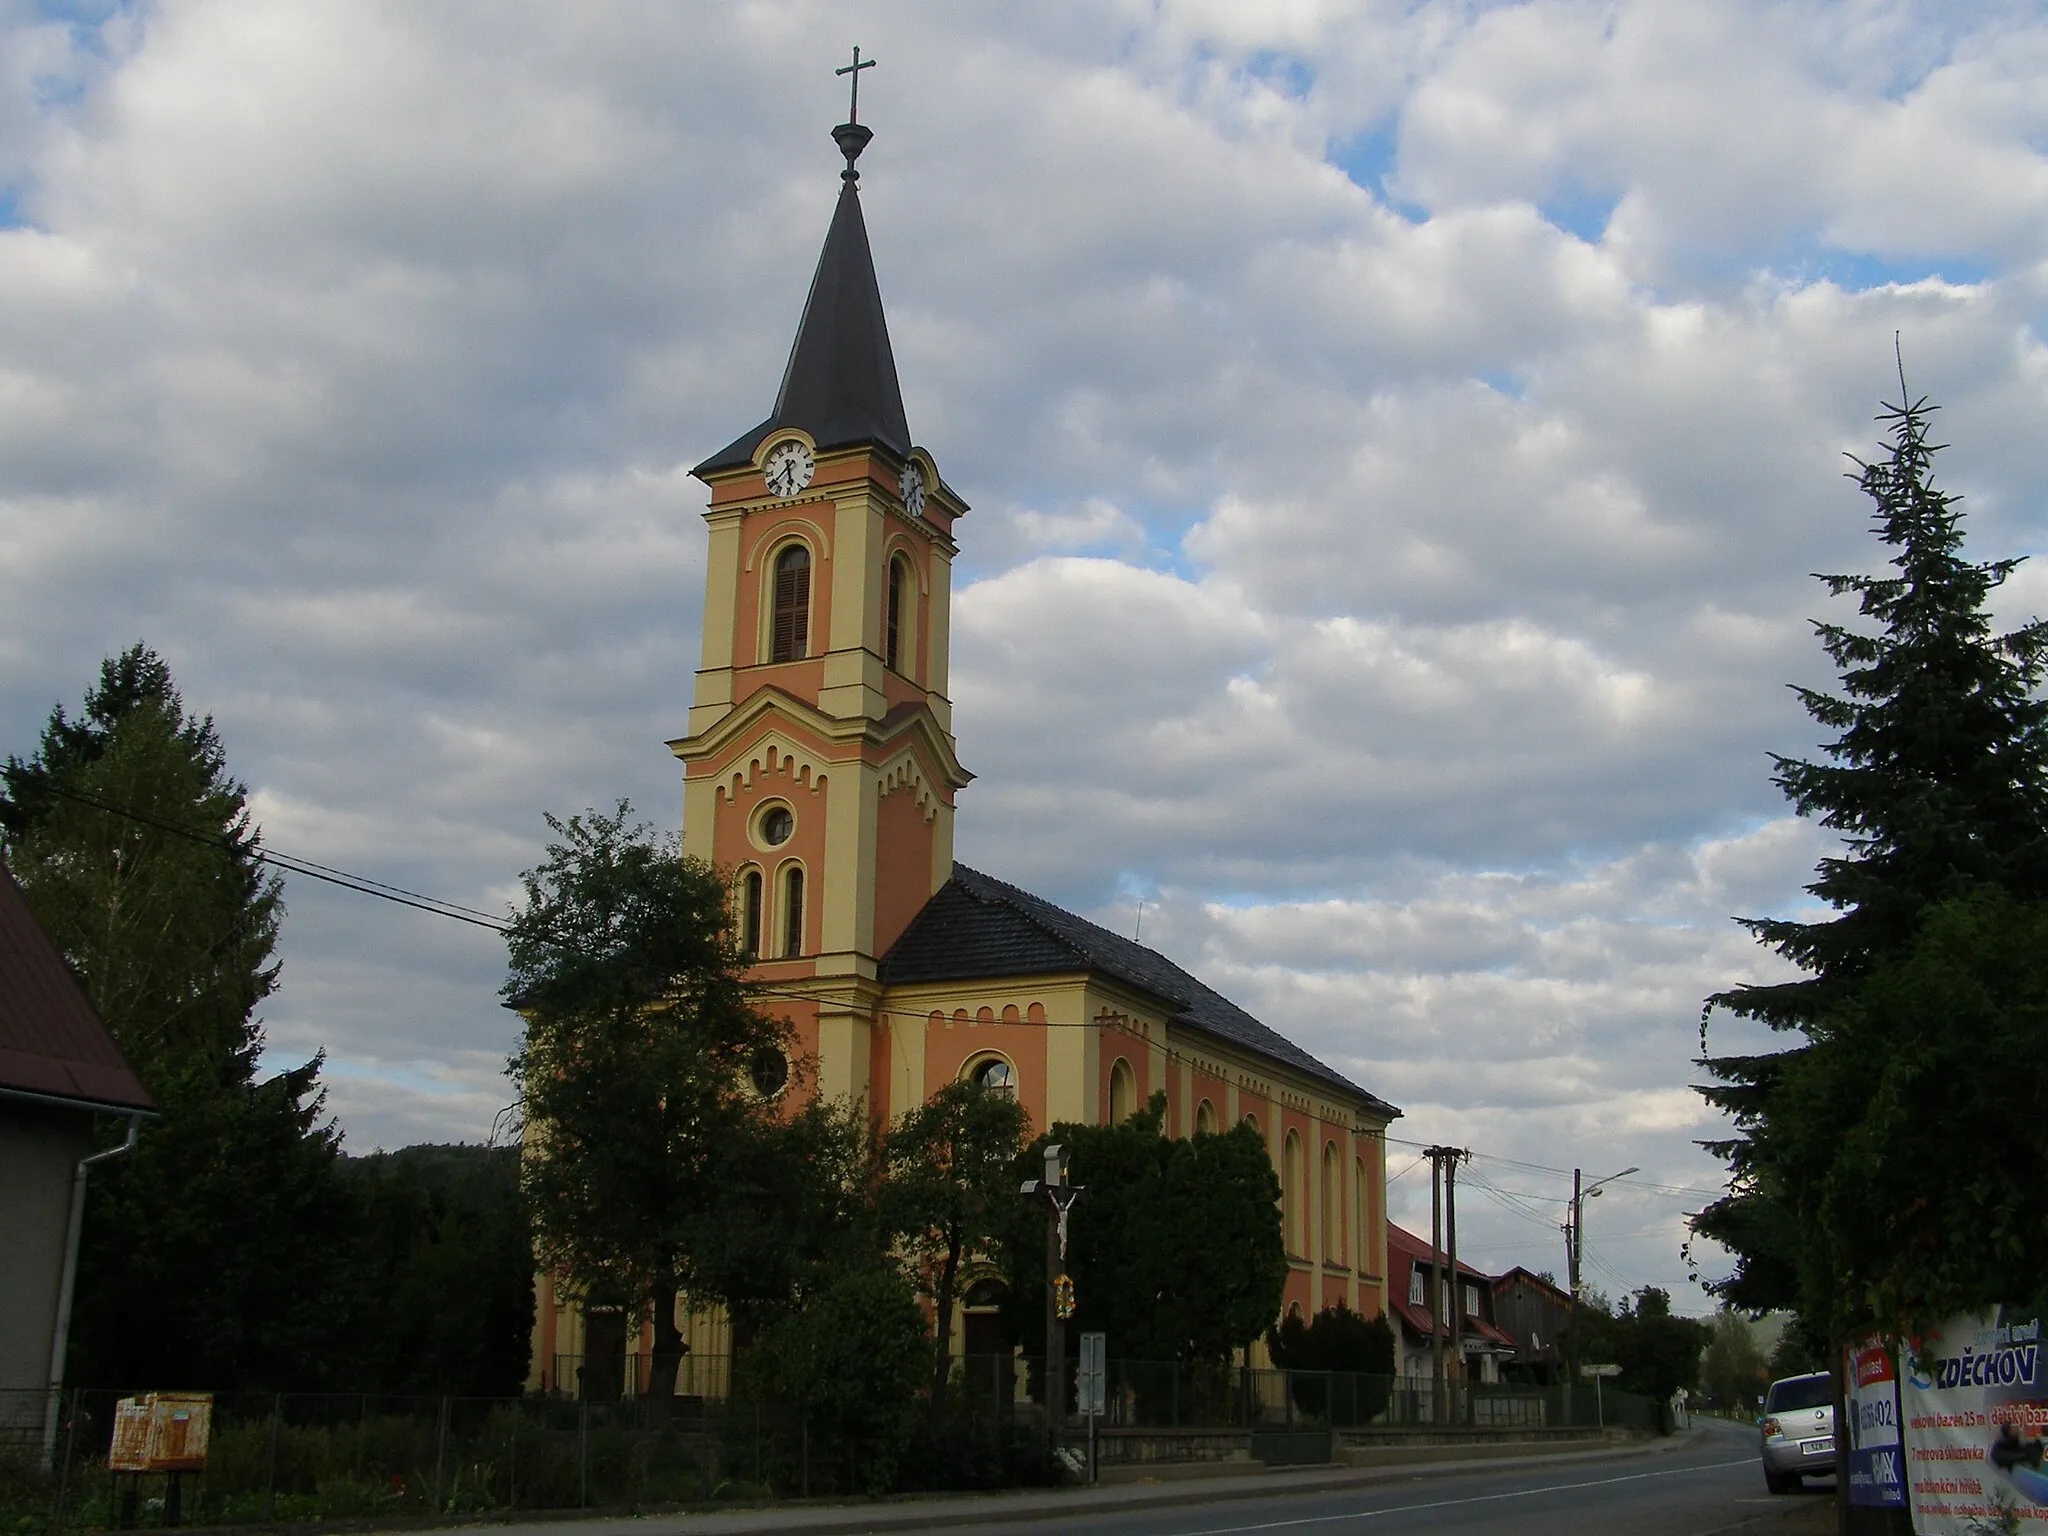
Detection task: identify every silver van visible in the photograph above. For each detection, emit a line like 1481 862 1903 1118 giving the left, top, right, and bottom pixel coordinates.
1760 1371 1836 1492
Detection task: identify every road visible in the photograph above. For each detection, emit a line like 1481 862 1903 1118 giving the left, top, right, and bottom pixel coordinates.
980 1421 1834 1535
457 1418 1835 1536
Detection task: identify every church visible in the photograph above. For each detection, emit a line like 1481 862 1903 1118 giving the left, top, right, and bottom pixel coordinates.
529 107 1400 1394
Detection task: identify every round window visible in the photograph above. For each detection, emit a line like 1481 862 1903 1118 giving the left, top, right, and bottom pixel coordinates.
970 1058 1014 1096
759 806 794 846
749 1046 789 1099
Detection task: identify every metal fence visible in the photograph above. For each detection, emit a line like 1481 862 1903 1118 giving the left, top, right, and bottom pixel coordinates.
547 1353 1657 1435
0 1365 1657 1530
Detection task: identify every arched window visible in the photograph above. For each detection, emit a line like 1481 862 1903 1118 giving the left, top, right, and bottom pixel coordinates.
1321 1142 1340 1266
1283 1130 1304 1257
782 865 804 957
967 1056 1015 1097
1195 1099 1217 1136
885 555 906 672
741 870 763 958
1242 1111 1259 1135
771 544 810 662
1108 1058 1135 1124
1355 1156 1369 1272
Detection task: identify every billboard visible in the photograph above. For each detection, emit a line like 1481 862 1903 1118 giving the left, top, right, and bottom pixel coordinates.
1845 1335 1906 1509
1902 1311 2048 1532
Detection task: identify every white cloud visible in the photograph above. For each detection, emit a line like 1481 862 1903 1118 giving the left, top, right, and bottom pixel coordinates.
4 0 2046 1308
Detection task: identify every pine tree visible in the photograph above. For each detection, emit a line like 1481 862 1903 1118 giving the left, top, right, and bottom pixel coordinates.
1 645 349 1387
1695 380 2048 1323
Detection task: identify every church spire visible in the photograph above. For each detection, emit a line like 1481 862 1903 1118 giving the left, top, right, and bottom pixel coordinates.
696 87 911 473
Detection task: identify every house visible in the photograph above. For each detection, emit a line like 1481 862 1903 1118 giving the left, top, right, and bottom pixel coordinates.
525 112 1402 1393
0 863 153 1451
1383 1223 1517 1385
1491 1265 1577 1383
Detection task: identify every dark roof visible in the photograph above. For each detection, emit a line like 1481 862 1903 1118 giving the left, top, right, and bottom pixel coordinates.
882 865 1397 1115
696 166 911 474
0 862 153 1113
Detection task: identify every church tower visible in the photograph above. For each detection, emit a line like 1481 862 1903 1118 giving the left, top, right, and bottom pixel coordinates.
672 113 971 1106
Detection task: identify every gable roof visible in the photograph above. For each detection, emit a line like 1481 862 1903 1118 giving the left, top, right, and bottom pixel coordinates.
696 163 911 475
1493 1265 1574 1309
0 862 153 1114
881 864 1397 1116
1384 1222 1516 1348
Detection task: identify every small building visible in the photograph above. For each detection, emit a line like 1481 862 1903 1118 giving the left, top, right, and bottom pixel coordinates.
1491 1265 1576 1383
1384 1222 1517 1385
0 863 153 1446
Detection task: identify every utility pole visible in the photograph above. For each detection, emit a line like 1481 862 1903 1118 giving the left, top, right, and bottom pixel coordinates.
1567 1166 1582 1427
1021 1144 1084 1453
1446 1150 1463 1423
1429 1149 1444 1423
1422 1145 1465 1425
1565 1164 1637 1429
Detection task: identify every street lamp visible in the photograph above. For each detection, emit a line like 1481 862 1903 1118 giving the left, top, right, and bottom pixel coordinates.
1566 1165 1637 1422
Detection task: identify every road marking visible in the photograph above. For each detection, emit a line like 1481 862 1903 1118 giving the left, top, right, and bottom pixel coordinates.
1170 1458 1758 1534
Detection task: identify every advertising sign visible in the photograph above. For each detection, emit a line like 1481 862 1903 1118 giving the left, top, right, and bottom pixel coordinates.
1902 1311 2048 1532
1845 1336 1906 1509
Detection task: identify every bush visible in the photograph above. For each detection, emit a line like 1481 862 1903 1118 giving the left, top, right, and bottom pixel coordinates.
728 1267 928 1496
1267 1305 1396 1424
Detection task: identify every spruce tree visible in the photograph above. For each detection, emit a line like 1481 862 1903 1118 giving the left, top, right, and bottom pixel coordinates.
1695 382 2048 1325
1 645 349 1388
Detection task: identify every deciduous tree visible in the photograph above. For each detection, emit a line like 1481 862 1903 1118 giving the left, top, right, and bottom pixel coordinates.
506 803 789 1406
881 1079 1029 1411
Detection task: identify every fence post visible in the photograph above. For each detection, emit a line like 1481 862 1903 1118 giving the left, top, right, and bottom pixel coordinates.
507 1400 517 1510
49 1387 80 1536
435 1396 452 1514
262 1395 281 1522
577 1400 588 1509
800 1418 808 1499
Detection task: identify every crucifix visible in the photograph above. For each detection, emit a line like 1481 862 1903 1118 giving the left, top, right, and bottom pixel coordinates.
1021 1143 1087 1450
835 45 876 124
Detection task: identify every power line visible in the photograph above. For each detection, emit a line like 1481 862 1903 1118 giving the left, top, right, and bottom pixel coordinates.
23 781 515 933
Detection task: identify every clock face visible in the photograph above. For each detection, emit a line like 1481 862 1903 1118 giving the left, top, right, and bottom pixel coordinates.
898 460 927 518
763 440 814 499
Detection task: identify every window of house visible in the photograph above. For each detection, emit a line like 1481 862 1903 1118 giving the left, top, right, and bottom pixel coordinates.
1408 1267 1424 1307
1109 1058 1135 1123
771 544 810 661
1321 1142 1340 1264
759 805 793 846
1283 1131 1304 1257
885 556 905 671
741 870 763 958
749 1046 788 1098
782 866 804 957
969 1057 1015 1096
1464 1282 1481 1317
1195 1099 1217 1135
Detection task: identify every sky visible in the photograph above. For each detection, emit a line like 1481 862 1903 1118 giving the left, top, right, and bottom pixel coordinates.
4 0 2048 1314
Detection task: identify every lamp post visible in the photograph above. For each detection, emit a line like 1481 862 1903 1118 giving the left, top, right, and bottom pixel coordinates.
1565 1165 1637 1423
1021 1144 1085 1451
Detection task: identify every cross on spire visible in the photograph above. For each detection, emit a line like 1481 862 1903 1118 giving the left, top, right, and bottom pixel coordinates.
836 45 876 124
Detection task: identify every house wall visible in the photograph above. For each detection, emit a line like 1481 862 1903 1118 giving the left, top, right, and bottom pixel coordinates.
0 1102 92 1398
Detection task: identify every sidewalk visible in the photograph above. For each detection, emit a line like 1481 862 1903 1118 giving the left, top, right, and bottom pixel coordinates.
424 1425 1705 1536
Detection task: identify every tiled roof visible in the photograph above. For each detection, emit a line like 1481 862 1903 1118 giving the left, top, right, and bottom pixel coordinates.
881 864 1398 1116
1385 1224 1516 1347
0 863 153 1113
